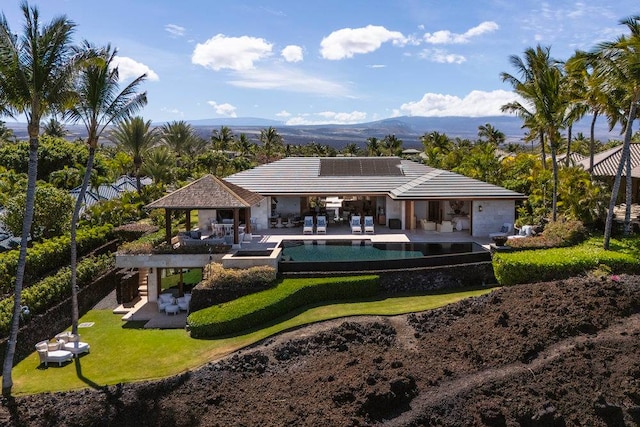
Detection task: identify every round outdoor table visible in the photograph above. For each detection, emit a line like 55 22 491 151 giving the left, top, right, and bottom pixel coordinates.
165 304 180 315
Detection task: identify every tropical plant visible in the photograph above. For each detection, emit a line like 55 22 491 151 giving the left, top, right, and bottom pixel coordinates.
594 15 640 248
382 134 403 156
142 146 174 184
109 116 158 192
0 120 14 142
477 123 505 145
66 42 147 335
42 116 67 137
3 184 74 241
160 120 202 165
0 1 78 395
259 126 283 163
211 125 235 152
365 136 381 156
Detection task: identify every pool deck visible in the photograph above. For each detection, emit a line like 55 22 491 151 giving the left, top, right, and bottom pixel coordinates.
246 223 493 250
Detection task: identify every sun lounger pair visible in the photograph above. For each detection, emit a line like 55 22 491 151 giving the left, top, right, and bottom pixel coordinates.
303 216 327 234
351 216 375 234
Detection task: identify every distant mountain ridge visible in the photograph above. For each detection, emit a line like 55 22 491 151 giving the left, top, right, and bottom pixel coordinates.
5 115 622 149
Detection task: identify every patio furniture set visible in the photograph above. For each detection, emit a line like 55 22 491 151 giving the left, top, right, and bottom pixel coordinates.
35 331 90 367
158 292 191 315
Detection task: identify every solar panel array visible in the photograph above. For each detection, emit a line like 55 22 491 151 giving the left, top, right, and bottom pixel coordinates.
319 158 403 176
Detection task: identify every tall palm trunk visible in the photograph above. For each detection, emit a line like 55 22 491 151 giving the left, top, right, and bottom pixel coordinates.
70 146 95 335
589 112 598 174
565 125 572 167
2 134 38 395
539 133 547 169
550 140 559 222
624 153 632 235
604 99 637 249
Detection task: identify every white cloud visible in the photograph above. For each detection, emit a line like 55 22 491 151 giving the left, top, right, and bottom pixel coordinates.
207 101 237 117
320 25 407 60
424 21 499 44
192 34 273 71
160 107 184 117
420 49 466 64
165 24 185 37
368 64 386 68
286 110 367 125
112 56 159 81
276 110 292 117
399 90 523 117
228 67 351 97
281 45 303 62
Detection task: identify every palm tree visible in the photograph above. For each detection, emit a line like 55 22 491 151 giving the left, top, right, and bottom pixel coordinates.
0 2 77 395
237 133 254 158
142 146 174 184
477 123 505 145
382 134 403 156
42 116 68 137
65 42 147 336
160 120 199 165
365 136 381 156
211 125 235 152
595 15 640 248
501 45 568 221
259 126 282 163
110 116 158 192
342 142 359 156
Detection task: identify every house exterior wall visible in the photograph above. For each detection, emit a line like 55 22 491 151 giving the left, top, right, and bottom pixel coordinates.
471 200 515 237
252 201 270 231
275 196 301 218
386 197 403 228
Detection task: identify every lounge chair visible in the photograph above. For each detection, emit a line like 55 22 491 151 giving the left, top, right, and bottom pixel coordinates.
489 223 513 239
316 216 327 234
55 332 90 357
35 341 73 367
303 216 314 234
364 216 375 234
351 215 362 234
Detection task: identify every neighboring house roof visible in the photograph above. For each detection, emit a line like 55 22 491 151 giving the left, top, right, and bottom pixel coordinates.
577 143 640 178
557 152 586 165
69 175 151 211
225 157 526 200
146 174 264 210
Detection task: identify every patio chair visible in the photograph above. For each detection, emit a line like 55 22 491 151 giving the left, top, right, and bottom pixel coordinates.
157 293 176 312
351 215 362 234
303 216 314 234
364 216 375 234
489 223 513 239
35 341 73 367
316 216 327 234
55 332 90 357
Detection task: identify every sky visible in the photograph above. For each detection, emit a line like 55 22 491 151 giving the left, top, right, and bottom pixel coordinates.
1 0 638 125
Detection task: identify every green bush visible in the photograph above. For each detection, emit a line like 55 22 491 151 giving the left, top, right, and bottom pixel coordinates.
0 224 113 294
493 238 640 286
0 254 114 336
200 263 276 290
507 219 587 250
112 222 158 242
188 275 379 338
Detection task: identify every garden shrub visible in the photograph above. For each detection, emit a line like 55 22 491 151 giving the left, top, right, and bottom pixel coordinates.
0 224 113 294
200 263 277 290
493 238 640 286
507 219 587 250
0 254 114 336
187 275 379 338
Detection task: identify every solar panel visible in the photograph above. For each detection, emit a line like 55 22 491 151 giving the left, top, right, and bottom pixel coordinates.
319 158 403 176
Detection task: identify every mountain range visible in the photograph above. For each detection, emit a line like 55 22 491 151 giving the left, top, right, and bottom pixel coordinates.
4 115 623 150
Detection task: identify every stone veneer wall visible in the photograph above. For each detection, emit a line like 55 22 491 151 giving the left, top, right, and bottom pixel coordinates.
0 267 122 368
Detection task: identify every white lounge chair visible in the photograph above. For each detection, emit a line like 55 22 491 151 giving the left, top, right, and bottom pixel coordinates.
364 216 375 234
303 216 314 234
316 216 327 234
351 215 362 234
55 332 90 357
35 341 73 367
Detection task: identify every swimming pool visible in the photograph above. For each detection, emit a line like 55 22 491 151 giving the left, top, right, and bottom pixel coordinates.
278 239 491 272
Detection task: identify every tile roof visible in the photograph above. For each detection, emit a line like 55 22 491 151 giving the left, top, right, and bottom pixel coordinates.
577 143 640 178
225 157 525 200
146 174 264 210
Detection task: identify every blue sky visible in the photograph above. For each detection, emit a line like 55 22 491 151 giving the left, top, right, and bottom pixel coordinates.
2 1 638 125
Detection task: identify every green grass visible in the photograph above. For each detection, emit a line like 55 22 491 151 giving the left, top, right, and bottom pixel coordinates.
11 287 495 395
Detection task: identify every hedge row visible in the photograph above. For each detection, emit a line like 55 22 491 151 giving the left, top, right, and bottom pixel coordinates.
200 263 277 290
188 275 379 338
0 254 115 336
493 240 640 286
0 224 113 295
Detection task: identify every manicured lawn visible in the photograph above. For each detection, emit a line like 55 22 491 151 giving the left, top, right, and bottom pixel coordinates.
11 287 495 395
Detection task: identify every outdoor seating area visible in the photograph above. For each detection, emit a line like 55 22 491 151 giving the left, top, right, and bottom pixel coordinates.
364 216 375 234
35 332 90 367
351 215 362 234
157 292 191 315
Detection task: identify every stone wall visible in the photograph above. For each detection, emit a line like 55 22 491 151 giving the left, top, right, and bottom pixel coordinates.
0 267 122 368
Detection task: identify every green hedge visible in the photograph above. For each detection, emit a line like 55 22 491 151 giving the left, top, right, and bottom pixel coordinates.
0 254 114 336
188 275 379 338
493 239 640 286
0 224 113 295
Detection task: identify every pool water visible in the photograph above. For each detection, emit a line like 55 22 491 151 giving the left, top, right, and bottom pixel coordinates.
278 240 490 272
